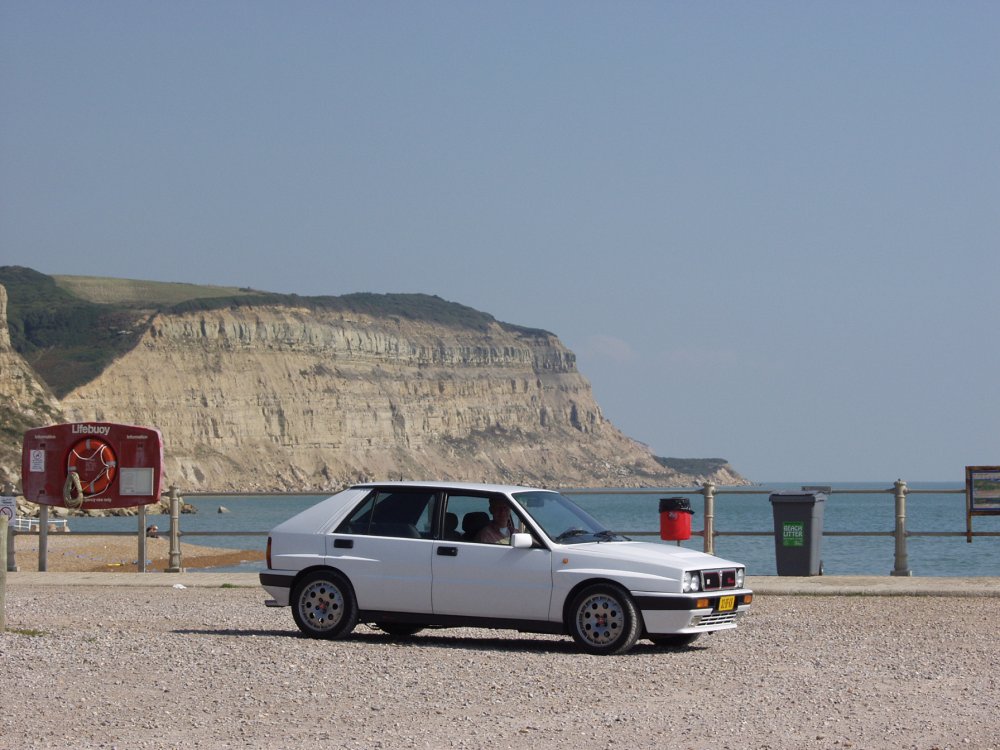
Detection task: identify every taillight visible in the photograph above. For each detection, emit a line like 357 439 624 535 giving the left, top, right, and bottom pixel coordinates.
266 536 272 569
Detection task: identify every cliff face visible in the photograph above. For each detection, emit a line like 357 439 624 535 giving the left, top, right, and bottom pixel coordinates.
54 303 741 491
0 284 63 484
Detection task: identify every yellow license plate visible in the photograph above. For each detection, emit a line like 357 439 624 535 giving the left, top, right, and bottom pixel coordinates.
718 595 735 611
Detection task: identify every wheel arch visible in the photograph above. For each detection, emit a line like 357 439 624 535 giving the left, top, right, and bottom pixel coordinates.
290 564 356 598
560 577 637 627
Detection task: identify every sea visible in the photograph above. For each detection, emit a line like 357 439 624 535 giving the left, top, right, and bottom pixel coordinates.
56 482 1000 577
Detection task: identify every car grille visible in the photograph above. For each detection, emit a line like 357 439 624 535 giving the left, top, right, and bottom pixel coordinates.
693 611 740 627
699 568 739 591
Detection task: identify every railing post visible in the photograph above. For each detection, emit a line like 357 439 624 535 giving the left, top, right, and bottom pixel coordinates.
1 515 7 632
38 504 48 572
4 522 14 572
702 481 716 555
2 481 16 573
138 504 147 573
166 485 183 573
891 479 912 577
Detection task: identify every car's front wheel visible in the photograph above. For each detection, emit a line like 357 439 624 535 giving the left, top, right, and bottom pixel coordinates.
291 570 358 639
567 583 641 655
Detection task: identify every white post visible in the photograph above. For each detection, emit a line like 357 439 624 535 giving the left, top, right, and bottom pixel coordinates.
2 481 15 573
891 479 912 576
1 515 7 632
702 482 716 555
166 486 183 573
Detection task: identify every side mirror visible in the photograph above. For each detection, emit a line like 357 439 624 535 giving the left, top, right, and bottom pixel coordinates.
510 532 533 549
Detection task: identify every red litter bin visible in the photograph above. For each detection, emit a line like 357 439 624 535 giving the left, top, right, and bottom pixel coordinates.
659 497 693 541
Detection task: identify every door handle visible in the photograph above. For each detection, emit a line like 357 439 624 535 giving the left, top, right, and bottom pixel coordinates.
437 546 458 557
334 539 354 549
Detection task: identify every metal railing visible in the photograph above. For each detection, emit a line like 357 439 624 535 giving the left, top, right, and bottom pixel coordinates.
10 517 69 532
6 481 998 576
568 482 999 576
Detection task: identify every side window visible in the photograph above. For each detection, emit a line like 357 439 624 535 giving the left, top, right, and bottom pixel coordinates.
445 494 527 544
335 490 438 539
413 497 436 538
338 494 375 535
445 495 492 542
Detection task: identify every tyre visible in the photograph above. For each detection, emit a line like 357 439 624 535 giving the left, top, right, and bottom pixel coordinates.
648 633 701 648
567 583 641 655
375 622 425 637
291 570 358 639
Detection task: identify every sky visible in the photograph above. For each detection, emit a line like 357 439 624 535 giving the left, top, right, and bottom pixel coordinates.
1 2 998 482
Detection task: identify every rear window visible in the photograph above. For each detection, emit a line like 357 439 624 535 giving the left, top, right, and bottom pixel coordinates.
335 489 438 539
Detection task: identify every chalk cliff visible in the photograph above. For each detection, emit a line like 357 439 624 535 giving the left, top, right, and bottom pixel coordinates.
1 279 745 492
0 285 63 484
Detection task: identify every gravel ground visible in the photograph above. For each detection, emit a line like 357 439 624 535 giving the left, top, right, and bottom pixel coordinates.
2 587 998 750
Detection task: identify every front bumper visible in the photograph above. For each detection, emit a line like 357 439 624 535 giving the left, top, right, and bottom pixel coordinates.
634 589 753 635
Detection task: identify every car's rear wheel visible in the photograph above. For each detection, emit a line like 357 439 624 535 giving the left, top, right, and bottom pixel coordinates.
648 633 701 648
567 583 641 655
291 570 358 639
375 622 425 637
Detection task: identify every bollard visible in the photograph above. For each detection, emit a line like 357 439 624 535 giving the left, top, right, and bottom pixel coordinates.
1 515 7 631
891 479 912 576
166 485 183 573
702 481 716 555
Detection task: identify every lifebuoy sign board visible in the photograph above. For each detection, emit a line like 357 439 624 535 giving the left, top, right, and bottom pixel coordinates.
21 423 164 510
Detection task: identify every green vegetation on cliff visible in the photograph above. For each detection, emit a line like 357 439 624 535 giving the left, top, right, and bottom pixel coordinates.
52 274 257 306
0 267 149 398
653 456 733 477
0 266 551 398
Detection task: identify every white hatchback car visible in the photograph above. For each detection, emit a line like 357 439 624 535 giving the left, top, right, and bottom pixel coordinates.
260 482 753 655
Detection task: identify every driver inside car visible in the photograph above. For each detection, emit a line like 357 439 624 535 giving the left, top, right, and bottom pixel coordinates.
476 497 516 544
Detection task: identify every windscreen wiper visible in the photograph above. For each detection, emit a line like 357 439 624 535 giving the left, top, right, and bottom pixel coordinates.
554 528 590 542
593 530 627 542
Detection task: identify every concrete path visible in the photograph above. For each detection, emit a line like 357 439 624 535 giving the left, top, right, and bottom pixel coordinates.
5 571 1000 596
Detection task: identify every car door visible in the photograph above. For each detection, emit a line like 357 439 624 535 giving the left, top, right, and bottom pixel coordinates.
329 488 436 615
431 493 553 621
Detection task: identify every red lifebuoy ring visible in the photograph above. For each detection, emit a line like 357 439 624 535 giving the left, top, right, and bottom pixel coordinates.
66 438 118 499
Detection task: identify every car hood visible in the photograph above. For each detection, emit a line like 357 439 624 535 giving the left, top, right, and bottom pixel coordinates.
562 540 743 573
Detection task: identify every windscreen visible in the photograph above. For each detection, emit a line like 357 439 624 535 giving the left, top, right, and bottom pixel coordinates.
512 490 628 544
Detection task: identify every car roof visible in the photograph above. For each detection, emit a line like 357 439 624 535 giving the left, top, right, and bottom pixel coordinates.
350 480 554 495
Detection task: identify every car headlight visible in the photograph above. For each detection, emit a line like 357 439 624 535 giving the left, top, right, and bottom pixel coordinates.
736 568 745 588
683 571 700 592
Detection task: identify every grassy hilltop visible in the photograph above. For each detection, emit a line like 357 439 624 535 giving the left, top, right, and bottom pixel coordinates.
52 274 260 306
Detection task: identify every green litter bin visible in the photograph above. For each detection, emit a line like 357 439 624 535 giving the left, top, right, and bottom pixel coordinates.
769 492 826 576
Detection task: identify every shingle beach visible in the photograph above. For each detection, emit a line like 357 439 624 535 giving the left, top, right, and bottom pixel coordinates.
5 532 262 573
2 569 998 750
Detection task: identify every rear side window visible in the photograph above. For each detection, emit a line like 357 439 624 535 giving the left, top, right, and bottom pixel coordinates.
335 489 438 539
